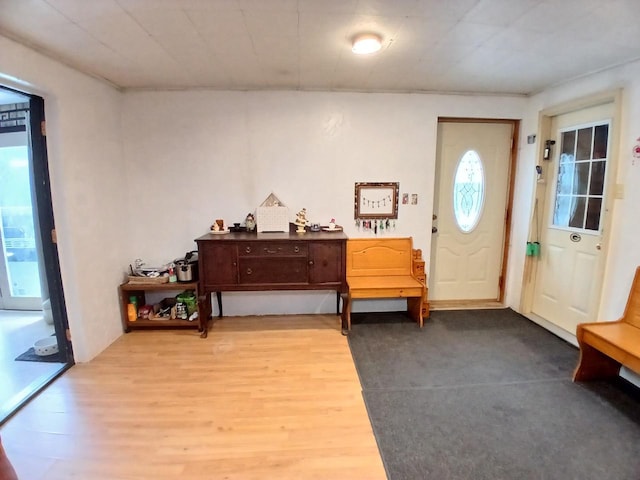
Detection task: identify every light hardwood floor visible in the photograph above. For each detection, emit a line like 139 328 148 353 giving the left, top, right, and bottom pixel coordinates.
0 311 62 420
0 315 386 480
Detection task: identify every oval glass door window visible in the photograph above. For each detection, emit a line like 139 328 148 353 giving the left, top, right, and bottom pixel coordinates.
453 150 485 232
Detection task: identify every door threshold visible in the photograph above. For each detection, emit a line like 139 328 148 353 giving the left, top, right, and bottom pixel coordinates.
430 300 505 310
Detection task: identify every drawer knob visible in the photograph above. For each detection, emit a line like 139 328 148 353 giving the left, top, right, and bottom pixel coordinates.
246 268 252 275
308 260 314 265
294 246 300 253
245 246 252 253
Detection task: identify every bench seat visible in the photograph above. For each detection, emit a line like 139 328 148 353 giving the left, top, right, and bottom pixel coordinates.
347 276 425 298
573 266 640 381
341 238 427 333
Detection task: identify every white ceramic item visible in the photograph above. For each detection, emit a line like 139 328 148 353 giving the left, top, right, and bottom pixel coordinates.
33 336 59 356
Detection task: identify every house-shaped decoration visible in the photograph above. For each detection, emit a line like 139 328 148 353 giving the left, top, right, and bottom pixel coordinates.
257 193 289 232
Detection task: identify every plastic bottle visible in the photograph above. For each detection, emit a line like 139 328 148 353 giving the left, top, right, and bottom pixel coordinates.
127 295 138 322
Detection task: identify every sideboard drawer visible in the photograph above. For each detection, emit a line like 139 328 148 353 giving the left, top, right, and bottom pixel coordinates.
238 257 308 284
238 242 307 257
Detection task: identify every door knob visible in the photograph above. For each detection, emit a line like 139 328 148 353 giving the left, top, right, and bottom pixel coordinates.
432 226 438 233
596 243 601 250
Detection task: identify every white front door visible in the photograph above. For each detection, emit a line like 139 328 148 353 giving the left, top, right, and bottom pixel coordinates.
430 122 514 302
531 103 614 334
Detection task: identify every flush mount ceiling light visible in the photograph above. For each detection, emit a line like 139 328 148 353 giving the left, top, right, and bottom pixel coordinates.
352 33 382 55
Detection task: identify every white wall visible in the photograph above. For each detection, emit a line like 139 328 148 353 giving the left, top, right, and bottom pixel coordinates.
1 35 128 362
3 24 638 361
122 90 526 315
509 58 640 322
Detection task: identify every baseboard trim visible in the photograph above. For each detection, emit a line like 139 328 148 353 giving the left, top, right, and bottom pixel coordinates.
523 312 578 347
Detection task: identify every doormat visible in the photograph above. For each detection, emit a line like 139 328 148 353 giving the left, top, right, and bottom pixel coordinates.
15 347 65 363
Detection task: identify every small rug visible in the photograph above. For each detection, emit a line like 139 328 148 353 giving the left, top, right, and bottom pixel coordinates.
15 346 65 363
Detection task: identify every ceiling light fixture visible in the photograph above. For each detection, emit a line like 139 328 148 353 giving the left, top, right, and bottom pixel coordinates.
352 34 382 55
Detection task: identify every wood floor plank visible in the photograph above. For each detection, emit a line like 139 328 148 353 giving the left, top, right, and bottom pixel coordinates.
0 315 386 479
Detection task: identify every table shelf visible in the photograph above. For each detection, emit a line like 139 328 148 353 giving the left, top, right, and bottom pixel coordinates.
118 281 204 335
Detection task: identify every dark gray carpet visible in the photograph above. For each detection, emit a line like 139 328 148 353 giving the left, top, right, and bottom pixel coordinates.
348 309 640 480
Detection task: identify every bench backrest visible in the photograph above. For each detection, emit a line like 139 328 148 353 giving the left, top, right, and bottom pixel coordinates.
347 238 414 277
623 266 640 328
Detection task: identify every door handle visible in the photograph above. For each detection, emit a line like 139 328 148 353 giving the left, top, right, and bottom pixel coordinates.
596 243 602 250
432 226 438 234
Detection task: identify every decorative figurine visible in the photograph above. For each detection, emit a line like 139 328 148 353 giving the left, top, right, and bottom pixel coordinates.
295 208 308 233
211 219 224 232
245 213 256 232
328 218 336 230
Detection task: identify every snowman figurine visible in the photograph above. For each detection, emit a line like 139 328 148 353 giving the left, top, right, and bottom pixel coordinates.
295 208 308 233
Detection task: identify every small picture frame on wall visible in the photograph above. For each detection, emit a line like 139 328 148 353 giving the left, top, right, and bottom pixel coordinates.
354 182 399 219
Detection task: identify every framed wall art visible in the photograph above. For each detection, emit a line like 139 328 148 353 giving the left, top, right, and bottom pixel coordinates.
354 182 399 219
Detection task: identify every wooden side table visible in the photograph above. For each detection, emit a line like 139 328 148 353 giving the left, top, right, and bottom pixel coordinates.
119 281 205 335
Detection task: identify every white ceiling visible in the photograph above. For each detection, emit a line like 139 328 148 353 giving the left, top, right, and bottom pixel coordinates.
1 0 640 96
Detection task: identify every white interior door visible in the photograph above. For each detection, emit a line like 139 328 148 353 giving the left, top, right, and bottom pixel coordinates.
430 122 513 302
532 103 613 334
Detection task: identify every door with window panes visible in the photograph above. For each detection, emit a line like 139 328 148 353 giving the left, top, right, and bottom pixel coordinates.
532 103 613 334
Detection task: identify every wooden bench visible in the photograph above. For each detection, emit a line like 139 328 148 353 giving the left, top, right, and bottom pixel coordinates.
341 237 428 334
573 266 640 382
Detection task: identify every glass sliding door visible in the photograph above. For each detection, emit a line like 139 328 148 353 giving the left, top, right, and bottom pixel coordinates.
0 87 73 425
0 125 42 310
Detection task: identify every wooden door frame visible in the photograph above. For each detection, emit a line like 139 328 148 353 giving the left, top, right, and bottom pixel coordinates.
431 117 520 309
520 90 622 343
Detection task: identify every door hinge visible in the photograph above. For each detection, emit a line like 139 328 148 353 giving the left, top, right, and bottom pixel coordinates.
51 228 57 244
41 120 46 136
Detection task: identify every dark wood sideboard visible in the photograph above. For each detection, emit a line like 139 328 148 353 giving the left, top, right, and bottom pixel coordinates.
195 226 347 337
